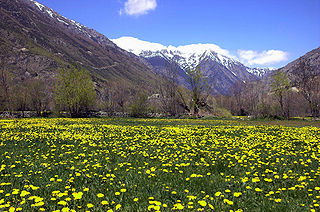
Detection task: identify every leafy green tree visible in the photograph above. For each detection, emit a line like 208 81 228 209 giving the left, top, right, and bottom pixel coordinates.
54 66 96 117
270 70 290 118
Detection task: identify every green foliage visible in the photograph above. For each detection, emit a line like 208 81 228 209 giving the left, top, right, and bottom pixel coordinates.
54 66 96 117
270 70 290 117
214 107 232 118
270 70 290 95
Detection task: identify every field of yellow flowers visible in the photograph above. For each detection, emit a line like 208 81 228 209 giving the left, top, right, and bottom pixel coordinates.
0 118 319 211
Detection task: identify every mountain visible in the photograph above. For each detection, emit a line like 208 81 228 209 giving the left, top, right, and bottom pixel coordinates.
0 0 159 96
278 47 320 79
250 47 319 104
112 37 272 95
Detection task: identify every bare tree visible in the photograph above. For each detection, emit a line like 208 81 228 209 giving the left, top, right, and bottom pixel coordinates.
99 80 135 113
129 91 149 118
294 60 320 117
231 81 245 115
186 64 211 115
0 53 11 111
158 60 181 116
27 78 48 116
238 80 272 118
11 83 29 116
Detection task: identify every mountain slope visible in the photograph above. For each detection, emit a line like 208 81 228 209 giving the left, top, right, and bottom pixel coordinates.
0 0 159 95
278 47 320 78
112 37 270 95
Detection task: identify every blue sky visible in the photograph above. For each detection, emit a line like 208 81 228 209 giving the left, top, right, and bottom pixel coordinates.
36 0 320 68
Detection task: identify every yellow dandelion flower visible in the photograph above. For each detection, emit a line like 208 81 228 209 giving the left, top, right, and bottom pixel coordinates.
101 201 109 205
97 193 104 198
198 200 207 207
58 201 67 206
234 192 242 197
115 204 121 210
255 188 263 192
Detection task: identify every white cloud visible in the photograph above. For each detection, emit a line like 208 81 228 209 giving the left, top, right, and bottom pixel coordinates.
120 0 157 16
111 36 165 55
237 49 289 66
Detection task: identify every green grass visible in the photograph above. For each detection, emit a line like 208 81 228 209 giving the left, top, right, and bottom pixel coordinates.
0 118 319 211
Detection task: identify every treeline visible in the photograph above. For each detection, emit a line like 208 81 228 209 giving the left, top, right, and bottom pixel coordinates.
0 61 228 118
0 64 52 117
217 60 320 119
0 59 319 119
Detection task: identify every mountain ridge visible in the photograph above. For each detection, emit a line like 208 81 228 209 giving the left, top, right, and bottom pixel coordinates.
112 36 272 95
278 46 320 83
112 36 272 77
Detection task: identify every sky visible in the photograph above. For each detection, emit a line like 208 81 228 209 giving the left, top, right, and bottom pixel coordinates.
35 0 320 68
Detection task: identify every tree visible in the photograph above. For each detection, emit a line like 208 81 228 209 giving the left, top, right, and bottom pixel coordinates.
54 66 96 117
27 78 48 116
158 60 182 116
270 70 290 118
11 82 29 116
0 51 12 111
231 81 245 115
99 80 136 113
186 64 209 115
240 81 266 117
294 60 320 117
129 92 149 118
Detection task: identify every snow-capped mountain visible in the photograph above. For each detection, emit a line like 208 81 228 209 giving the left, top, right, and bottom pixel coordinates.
112 37 241 71
112 37 270 95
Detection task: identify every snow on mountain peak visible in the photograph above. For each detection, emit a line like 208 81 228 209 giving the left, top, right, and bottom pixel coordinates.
29 0 93 37
246 67 273 78
111 36 240 69
112 37 166 55
111 37 273 79
30 0 44 11
112 36 234 58
176 43 233 59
